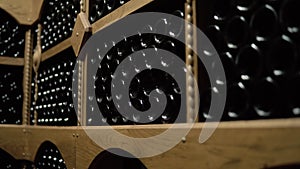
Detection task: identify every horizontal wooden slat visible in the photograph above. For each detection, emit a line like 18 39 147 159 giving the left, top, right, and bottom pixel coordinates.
25 126 77 169
0 56 24 66
0 118 300 169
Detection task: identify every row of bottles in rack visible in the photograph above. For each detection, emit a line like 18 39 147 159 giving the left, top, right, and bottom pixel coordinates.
30 48 77 126
40 0 130 52
0 65 23 124
88 10 185 125
40 0 80 51
0 9 25 57
198 0 300 121
31 9 186 126
0 141 67 169
1 0 132 57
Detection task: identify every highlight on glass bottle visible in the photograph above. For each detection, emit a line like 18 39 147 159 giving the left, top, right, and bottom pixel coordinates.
284 74 300 117
234 0 257 12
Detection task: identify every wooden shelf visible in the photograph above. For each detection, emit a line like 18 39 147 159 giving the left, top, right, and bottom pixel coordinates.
0 118 299 169
0 56 24 66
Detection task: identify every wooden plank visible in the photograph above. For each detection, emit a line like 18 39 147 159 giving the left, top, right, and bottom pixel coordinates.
25 126 77 169
41 38 72 61
75 118 300 168
92 0 154 34
1 118 300 168
75 128 103 169
0 125 26 160
0 56 24 66
0 0 43 25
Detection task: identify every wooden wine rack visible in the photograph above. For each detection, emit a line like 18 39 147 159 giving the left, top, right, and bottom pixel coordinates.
0 0 300 169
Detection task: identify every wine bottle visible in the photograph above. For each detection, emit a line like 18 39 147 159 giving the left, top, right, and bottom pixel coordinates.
285 74 300 116
234 0 256 12
266 35 297 78
212 0 232 21
250 4 278 41
225 16 251 49
235 43 263 82
34 141 67 169
280 0 300 38
205 25 227 53
225 82 250 120
251 77 280 118
89 0 105 23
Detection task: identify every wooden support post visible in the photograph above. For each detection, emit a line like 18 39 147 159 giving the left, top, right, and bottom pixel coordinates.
77 57 88 126
0 0 43 25
185 0 198 123
22 30 33 125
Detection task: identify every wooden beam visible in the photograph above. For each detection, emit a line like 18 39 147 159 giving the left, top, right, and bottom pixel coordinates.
0 56 24 66
75 118 300 168
0 125 26 160
25 126 77 169
0 0 43 25
1 119 299 168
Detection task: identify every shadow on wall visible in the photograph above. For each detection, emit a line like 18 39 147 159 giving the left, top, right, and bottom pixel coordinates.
265 163 300 169
88 148 147 169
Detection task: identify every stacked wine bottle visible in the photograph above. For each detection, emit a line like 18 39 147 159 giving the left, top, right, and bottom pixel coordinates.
34 141 67 169
30 48 77 126
198 0 300 121
0 142 66 169
0 65 23 124
89 0 129 23
40 0 80 51
87 10 186 125
0 9 26 57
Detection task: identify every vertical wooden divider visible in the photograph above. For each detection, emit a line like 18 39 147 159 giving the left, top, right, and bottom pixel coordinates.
185 0 198 123
192 0 198 123
22 29 33 126
76 0 90 168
